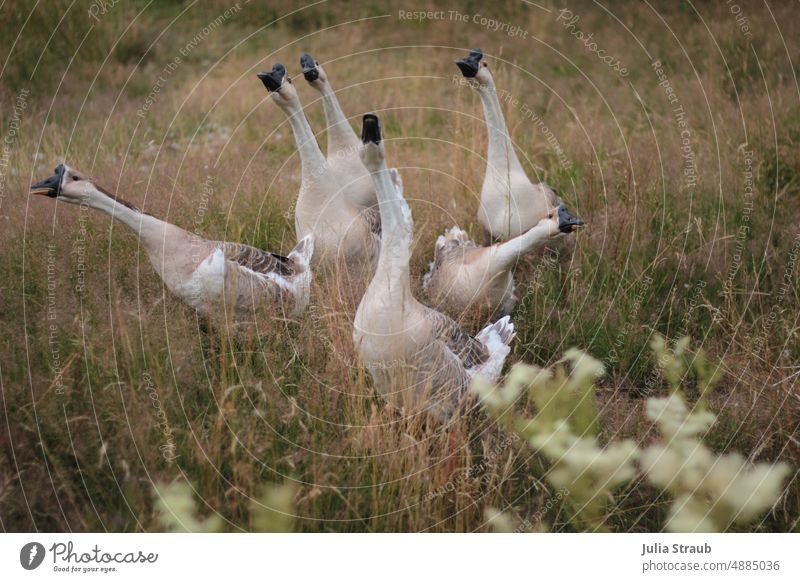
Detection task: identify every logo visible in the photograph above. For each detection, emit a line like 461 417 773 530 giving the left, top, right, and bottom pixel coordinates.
20 542 46 570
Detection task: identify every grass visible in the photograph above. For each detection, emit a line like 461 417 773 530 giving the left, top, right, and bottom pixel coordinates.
0 0 798 532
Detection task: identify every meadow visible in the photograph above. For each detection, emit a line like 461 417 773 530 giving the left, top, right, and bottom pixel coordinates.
0 0 798 532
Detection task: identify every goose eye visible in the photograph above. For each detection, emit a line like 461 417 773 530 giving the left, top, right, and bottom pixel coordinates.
72 176 80 181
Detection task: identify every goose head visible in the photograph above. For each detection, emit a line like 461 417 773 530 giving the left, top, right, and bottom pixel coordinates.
531 205 584 239
553 204 585 234
455 48 492 85
30 164 97 205
257 63 299 108
299 52 328 88
359 113 384 172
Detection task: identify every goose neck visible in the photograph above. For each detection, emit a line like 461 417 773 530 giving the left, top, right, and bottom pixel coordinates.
492 221 553 269
319 83 359 153
284 103 327 178
85 188 178 254
477 81 524 174
370 161 412 289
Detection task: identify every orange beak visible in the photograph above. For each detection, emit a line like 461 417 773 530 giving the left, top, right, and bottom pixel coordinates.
30 165 64 197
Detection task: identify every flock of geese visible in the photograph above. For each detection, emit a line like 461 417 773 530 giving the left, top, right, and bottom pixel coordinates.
30 48 584 421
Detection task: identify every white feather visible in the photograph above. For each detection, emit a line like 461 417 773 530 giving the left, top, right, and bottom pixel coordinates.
469 315 516 383
175 248 226 311
286 234 314 315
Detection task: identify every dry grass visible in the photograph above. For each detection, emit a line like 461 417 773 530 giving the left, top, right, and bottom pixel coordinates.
0 0 798 531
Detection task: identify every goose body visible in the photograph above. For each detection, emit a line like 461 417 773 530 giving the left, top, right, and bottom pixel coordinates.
456 48 565 241
301 53 377 210
423 205 583 321
31 165 314 324
258 64 379 270
174 237 314 320
353 115 515 420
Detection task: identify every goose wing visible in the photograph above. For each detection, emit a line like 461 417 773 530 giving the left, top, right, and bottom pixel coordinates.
423 226 478 289
401 307 492 419
211 243 297 318
361 206 381 238
221 242 296 277
409 338 472 420
425 308 489 370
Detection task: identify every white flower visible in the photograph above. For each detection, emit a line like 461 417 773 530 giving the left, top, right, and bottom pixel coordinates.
484 507 516 532
564 348 605 385
154 482 223 532
471 363 544 410
667 495 717 533
645 390 791 531
474 340 792 533
705 455 791 522
646 394 714 440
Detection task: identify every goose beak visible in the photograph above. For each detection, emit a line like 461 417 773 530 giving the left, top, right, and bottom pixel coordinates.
257 63 287 92
300 53 319 82
455 47 483 78
557 204 585 233
31 164 65 197
361 113 381 144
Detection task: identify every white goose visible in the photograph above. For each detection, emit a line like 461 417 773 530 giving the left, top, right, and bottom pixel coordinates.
300 52 377 210
423 203 584 321
31 164 314 325
455 48 569 242
257 64 379 271
353 114 515 421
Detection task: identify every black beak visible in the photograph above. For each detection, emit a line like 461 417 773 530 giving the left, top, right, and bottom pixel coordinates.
300 53 319 82
455 48 483 78
557 204 585 233
257 63 286 92
361 113 381 145
31 164 65 197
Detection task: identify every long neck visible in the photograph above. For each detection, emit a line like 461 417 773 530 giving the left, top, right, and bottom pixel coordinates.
85 190 184 257
283 102 327 181
489 221 553 270
318 82 359 155
476 74 524 177
369 160 412 292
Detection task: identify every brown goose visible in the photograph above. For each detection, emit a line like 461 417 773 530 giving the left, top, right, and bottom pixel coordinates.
353 115 515 421
422 203 583 321
300 52 376 210
455 48 575 242
257 64 379 272
31 164 314 325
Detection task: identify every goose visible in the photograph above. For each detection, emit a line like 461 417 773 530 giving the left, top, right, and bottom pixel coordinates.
455 48 573 243
423 204 584 321
30 164 314 326
300 52 377 210
353 114 515 421
257 64 380 272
